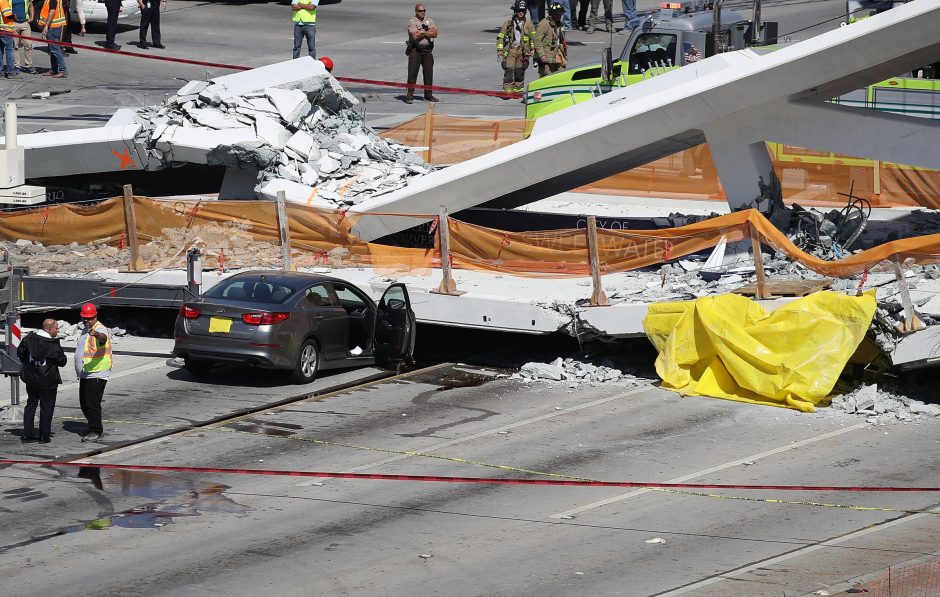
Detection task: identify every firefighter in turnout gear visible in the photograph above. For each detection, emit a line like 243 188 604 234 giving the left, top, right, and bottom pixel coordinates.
534 1 566 77
497 1 535 94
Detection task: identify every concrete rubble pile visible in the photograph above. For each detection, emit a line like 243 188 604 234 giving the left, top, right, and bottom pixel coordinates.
514 358 651 387
8 239 127 274
830 382 940 423
55 320 127 341
131 67 433 205
4 224 357 273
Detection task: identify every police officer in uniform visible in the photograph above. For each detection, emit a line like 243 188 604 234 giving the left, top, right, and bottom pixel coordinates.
404 3 438 104
534 1 566 77
497 1 534 94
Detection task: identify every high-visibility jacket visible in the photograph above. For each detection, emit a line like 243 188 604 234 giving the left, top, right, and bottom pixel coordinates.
497 16 535 58
292 1 316 24
38 0 66 29
0 0 15 34
81 323 113 375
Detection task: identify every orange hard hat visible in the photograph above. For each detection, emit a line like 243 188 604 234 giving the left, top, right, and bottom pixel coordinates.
80 303 97 318
319 56 334 72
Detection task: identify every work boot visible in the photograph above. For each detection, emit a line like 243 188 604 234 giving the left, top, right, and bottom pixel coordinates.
425 95 439 103
139 41 149 49
404 96 414 104
152 43 165 49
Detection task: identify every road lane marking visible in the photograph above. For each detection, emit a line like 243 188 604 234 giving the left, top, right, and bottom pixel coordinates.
549 422 869 518
296 386 650 486
657 504 940 596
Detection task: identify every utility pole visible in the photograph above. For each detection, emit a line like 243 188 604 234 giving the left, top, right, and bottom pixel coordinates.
712 0 723 56
751 0 762 45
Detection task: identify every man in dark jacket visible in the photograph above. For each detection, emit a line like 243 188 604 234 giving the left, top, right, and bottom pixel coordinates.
16 319 67 443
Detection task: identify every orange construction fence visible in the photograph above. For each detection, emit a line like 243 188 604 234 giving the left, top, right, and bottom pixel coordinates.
3 196 940 282
380 114 940 209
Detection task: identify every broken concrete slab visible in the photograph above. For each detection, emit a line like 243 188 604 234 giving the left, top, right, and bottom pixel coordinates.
254 115 292 150
187 108 252 130
177 80 208 98
163 127 259 165
265 87 311 124
285 130 316 161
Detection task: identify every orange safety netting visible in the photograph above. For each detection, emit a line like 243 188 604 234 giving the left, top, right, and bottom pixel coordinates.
380 115 940 209
3 196 939 280
380 112 532 165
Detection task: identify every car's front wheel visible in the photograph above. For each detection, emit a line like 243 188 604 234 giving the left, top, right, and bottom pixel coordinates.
289 339 319 384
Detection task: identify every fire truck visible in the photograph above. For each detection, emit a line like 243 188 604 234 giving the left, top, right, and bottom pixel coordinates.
524 0 775 121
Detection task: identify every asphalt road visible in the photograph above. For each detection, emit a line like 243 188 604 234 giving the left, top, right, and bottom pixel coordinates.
0 335 937 596
6 0 849 133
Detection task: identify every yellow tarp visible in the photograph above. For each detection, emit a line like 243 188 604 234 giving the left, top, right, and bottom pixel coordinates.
643 292 877 412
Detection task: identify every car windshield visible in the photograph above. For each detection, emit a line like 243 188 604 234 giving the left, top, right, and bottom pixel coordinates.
203 277 295 303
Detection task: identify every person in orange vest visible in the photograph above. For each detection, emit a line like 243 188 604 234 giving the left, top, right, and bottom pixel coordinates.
38 0 67 78
75 303 112 442
0 0 21 78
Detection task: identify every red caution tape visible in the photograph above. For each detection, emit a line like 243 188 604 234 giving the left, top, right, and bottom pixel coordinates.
427 216 440 237
0 31 518 99
2 460 939 492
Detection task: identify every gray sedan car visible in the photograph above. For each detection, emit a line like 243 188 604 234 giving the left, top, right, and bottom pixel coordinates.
172 272 416 383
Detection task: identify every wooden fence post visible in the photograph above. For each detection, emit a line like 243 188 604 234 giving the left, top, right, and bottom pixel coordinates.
431 206 464 296
423 101 435 163
275 191 295 272
749 222 768 299
891 255 924 332
586 215 610 306
122 184 145 272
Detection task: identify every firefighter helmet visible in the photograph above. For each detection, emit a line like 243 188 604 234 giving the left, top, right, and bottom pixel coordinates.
512 0 527 12
548 1 564 14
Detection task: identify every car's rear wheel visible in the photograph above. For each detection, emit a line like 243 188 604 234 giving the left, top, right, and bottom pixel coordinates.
184 358 212 376
289 339 319 384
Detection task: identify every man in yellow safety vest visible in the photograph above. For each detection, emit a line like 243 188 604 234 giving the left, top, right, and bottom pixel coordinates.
75 303 112 442
292 0 319 59
38 0 67 78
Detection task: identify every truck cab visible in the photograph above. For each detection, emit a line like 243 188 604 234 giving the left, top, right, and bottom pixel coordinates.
525 1 772 121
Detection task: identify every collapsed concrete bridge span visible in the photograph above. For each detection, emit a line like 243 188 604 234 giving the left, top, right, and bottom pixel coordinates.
346 0 940 241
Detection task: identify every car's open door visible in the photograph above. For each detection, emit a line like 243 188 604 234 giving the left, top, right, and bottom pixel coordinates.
374 283 416 365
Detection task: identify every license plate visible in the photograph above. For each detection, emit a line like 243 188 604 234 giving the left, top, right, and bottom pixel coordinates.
208 317 233 333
